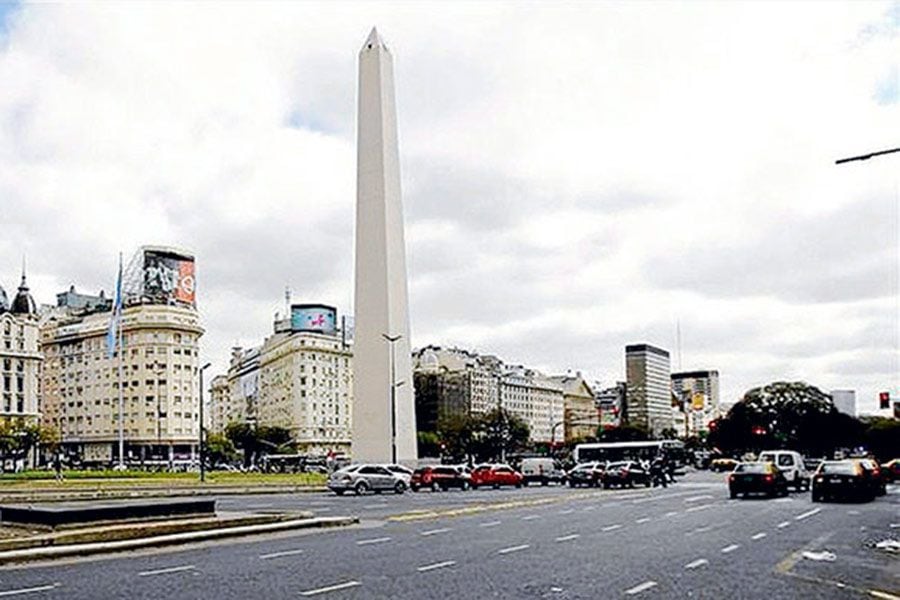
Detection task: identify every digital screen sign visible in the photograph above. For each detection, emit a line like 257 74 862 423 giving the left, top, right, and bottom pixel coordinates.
291 304 337 334
143 249 196 306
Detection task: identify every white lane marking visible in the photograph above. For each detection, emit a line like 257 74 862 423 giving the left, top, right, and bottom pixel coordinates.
259 548 305 559
684 558 708 570
795 508 821 521
721 544 740 554
421 528 452 537
0 584 60 597
299 581 361 596
664 511 679 517
690 525 713 534
356 537 391 546
635 517 651 524
138 565 196 577
602 524 623 532
417 560 456 572
582 505 596 511
479 520 501 528
774 497 793 503
777 521 791 529
498 544 530 555
847 510 860 515
684 494 713 503
625 581 658 595
555 534 580 542
686 504 712 512
522 515 541 521
558 508 575 515
751 532 767 541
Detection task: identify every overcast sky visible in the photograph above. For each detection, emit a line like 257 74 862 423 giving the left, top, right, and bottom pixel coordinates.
1 2 897 413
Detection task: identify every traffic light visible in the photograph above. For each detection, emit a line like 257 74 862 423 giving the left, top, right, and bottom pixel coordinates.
880 392 891 410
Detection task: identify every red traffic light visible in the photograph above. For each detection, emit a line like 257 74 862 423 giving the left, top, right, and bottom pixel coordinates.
752 426 766 435
879 392 891 409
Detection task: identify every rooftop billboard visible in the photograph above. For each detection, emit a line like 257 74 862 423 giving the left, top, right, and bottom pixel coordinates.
143 249 196 306
291 304 337 334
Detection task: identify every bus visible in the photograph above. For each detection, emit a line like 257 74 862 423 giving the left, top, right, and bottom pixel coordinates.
573 440 686 467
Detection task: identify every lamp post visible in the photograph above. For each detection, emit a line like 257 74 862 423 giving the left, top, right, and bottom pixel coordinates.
199 362 211 483
153 361 166 463
382 334 402 465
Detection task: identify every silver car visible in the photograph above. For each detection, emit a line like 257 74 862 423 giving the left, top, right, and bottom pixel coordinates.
328 463 407 495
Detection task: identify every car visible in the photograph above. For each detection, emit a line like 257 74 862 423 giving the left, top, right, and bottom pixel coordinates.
812 460 874 502
470 464 523 489
383 463 414 485
728 462 789 499
710 457 739 472
566 462 606 487
857 459 887 497
327 464 407 495
410 465 471 491
881 458 900 483
521 457 566 486
601 461 650 488
757 450 809 491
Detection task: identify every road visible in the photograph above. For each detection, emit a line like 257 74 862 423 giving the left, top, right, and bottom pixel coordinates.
0 471 896 599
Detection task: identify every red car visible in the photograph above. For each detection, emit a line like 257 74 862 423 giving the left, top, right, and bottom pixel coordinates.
470 464 524 489
410 466 471 492
881 459 900 483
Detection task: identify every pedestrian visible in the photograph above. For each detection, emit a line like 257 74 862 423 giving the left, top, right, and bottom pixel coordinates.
53 451 64 484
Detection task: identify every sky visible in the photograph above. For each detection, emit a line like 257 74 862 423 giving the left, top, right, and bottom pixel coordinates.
0 1 898 414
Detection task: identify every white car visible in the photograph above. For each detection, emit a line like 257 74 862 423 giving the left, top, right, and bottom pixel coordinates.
382 463 413 485
327 464 407 495
758 450 809 491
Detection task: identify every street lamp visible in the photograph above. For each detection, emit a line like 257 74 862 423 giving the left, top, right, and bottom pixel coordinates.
153 361 166 462
382 333 403 465
199 362 211 483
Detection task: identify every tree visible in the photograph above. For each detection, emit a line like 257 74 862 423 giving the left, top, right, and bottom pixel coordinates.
861 417 900 462
659 427 680 440
708 381 867 457
436 414 477 463
471 408 530 463
224 422 294 467
205 433 237 467
416 431 440 458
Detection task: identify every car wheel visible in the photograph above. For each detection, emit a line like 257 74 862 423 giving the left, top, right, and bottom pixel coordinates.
729 489 737 499
461 481 470 491
492 484 499 489
523 480 529 487
394 481 406 494
411 484 419 492
811 492 821 503
471 483 479 490
541 478 549 487
354 481 369 496
334 490 345 496
568 480 575 488
515 482 522 489
431 481 441 492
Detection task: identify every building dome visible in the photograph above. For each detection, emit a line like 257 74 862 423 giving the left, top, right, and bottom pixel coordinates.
10 271 36 315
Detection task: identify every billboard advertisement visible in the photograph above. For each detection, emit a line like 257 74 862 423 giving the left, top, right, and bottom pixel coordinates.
291 304 337 334
143 249 196 306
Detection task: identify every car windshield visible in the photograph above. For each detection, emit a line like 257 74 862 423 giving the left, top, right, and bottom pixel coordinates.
735 463 769 473
820 462 858 475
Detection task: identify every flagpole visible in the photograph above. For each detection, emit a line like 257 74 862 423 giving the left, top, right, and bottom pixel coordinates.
117 253 124 469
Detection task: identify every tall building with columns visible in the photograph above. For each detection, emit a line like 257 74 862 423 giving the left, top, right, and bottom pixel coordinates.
0 269 42 426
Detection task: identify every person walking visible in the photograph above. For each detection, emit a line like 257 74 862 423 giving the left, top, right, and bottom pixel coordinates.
53 451 64 484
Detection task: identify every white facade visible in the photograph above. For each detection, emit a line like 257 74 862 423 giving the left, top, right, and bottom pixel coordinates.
830 389 856 417
352 28 417 463
214 323 353 455
0 313 42 421
672 370 721 437
40 303 204 463
625 344 673 435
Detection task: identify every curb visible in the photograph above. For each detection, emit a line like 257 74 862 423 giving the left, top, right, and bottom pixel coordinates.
0 516 358 564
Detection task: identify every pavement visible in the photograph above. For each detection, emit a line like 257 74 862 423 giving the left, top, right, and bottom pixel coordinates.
0 470 896 599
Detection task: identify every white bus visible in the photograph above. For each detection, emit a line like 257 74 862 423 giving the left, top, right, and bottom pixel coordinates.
573 440 686 466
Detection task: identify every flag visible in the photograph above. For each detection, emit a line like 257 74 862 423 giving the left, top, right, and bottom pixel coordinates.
106 254 123 358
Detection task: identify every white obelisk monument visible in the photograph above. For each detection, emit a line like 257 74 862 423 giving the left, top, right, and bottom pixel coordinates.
352 28 417 464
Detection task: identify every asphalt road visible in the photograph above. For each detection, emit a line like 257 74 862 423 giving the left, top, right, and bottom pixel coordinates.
0 471 896 599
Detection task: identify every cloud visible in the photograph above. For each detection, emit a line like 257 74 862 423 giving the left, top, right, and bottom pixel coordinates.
0 1 897 415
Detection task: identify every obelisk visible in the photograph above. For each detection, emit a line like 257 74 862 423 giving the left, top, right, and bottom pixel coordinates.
352 28 417 464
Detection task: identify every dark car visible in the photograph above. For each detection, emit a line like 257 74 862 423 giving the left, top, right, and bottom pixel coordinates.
728 462 788 499
567 462 605 487
602 461 650 488
857 459 887 497
812 461 874 502
410 466 471 492
882 459 900 483
470 464 523 489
